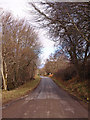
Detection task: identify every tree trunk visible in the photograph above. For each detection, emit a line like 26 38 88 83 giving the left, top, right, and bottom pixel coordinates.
1 58 7 90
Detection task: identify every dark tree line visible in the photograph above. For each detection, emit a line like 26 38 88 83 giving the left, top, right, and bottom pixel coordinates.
30 2 90 79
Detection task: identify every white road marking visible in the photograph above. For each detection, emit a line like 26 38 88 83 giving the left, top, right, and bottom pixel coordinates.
24 112 28 116
34 110 36 112
65 107 75 114
47 111 50 116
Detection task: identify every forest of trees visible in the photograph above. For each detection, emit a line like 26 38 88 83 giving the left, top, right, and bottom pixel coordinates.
1 12 41 90
0 2 90 90
31 2 90 81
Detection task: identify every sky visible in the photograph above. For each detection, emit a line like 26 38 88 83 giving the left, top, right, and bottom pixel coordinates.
0 0 56 66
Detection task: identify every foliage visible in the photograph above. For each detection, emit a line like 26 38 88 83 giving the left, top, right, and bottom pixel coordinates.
54 65 77 81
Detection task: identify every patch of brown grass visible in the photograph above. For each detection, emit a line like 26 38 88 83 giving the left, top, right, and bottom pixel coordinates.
2 75 41 104
53 76 89 103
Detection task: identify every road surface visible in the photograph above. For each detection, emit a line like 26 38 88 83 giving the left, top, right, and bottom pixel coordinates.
2 76 88 118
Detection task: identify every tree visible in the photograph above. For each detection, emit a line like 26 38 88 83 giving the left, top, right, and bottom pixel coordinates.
44 53 69 75
2 12 41 90
30 2 90 79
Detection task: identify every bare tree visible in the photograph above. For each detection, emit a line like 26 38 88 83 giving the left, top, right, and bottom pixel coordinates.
30 2 90 79
2 12 41 90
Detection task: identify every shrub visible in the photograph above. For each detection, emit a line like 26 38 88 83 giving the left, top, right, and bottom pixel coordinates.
54 65 77 81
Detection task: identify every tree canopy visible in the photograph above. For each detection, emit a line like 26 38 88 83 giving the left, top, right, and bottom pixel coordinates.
30 2 90 78
2 13 41 90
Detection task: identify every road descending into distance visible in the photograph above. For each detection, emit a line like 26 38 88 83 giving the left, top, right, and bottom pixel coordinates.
3 76 88 118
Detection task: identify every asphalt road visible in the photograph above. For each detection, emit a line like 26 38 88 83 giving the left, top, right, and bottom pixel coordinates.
2 76 88 118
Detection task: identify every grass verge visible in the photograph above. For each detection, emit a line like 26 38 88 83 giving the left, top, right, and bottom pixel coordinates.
2 75 41 104
52 76 89 103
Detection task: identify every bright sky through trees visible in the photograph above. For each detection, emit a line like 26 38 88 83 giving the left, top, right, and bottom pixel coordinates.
0 0 55 65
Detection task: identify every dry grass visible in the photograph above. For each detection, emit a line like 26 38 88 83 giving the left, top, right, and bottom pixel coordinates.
52 76 89 103
2 75 41 104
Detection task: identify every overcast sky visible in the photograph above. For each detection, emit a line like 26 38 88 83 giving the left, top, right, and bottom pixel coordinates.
0 0 56 66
